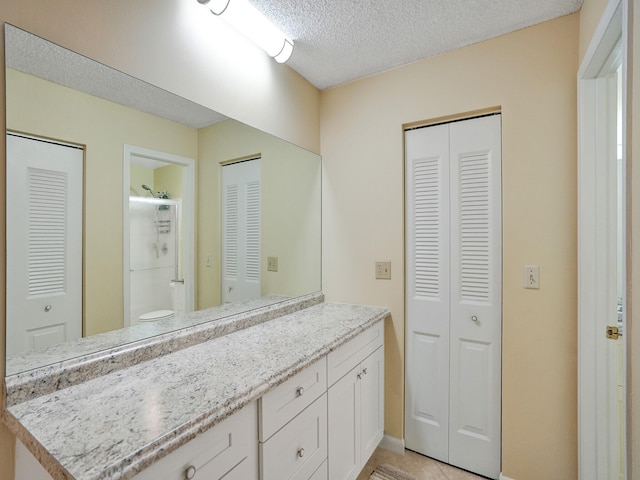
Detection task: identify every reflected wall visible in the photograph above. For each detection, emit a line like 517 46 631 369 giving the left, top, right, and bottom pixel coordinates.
7 67 197 336
198 119 321 309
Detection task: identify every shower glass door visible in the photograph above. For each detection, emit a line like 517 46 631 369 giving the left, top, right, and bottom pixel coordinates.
128 197 182 324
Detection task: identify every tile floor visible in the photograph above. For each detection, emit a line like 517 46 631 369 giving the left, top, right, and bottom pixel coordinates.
357 448 487 480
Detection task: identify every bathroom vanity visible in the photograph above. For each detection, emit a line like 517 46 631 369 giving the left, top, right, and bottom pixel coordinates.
2 295 388 480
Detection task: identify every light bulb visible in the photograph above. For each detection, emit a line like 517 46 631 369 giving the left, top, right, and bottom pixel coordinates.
198 0 294 63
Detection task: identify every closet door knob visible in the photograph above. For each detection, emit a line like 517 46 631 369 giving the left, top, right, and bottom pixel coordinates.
185 465 197 479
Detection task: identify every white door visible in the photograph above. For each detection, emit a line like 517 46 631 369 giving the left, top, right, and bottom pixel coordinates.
405 115 502 479
222 159 261 303
6 133 83 355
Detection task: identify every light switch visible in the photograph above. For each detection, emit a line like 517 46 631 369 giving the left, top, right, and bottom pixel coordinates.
267 256 278 272
376 261 391 280
524 265 539 289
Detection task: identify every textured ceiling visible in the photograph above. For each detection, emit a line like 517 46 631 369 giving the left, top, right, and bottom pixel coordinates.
5 25 227 129
6 1 583 127
251 0 584 90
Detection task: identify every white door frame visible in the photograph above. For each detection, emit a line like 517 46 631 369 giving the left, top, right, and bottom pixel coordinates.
123 145 196 327
577 0 628 477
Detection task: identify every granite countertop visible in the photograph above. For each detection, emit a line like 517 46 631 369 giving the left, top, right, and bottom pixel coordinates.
6 294 297 377
3 302 389 480
5 293 323 406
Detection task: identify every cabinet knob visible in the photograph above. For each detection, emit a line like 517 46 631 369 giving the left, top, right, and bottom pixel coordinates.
297 447 305 458
362 368 368 375
357 373 362 380
44 305 52 312
296 386 305 397
185 465 197 479
471 315 478 322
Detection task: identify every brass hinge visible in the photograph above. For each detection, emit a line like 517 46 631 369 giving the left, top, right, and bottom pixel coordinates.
606 325 620 340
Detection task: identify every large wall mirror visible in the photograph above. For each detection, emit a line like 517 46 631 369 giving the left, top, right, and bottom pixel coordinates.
4 25 322 376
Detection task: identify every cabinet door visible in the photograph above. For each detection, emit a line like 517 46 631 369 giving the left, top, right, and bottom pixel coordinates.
328 368 360 480
134 403 258 480
216 455 257 479
359 346 384 464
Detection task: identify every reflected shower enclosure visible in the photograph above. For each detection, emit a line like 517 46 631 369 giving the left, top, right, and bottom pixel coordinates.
128 196 184 324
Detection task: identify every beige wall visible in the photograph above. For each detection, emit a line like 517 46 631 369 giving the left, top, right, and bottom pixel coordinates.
0 1 320 478
7 69 197 336
155 165 184 200
320 14 579 479
197 119 321 309
579 0 610 61
130 166 155 197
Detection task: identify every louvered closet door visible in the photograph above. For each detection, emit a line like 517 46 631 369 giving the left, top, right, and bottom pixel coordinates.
6 133 83 355
405 115 501 480
222 159 261 303
448 115 501 478
404 123 451 463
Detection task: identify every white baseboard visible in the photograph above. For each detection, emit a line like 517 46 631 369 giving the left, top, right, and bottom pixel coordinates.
500 474 516 480
378 434 405 455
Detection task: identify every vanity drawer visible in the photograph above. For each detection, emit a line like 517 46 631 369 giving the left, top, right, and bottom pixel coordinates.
260 393 327 480
133 402 258 480
259 357 327 441
327 322 383 386
309 459 328 480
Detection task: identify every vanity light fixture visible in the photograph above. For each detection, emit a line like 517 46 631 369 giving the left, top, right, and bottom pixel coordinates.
197 0 294 63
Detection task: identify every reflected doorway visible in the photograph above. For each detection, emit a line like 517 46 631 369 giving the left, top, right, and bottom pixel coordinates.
123 145 196 327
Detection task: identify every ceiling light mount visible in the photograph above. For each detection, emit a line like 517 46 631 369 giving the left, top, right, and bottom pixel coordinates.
197 0 294 63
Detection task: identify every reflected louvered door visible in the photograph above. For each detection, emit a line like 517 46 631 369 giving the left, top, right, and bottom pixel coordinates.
221 159 261 303
6 133 83 355
405 115 501 479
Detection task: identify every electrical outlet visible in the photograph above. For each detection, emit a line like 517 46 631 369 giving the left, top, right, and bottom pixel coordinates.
376 261 391 280
524 265 539 289
267 256 278 272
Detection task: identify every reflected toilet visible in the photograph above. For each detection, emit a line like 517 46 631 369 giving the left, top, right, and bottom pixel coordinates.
138 310 174 322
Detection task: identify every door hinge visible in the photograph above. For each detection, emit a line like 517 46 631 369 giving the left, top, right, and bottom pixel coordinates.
606 325 620 340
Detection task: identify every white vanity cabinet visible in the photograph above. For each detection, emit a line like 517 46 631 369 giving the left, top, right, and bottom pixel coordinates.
133 401 258 480
327 323 384 480
12 318 387 480
259 358 328 480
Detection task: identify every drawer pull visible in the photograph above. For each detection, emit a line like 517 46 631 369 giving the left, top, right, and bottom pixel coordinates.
185 465 197 479
297 447 305 458
296 386 305 397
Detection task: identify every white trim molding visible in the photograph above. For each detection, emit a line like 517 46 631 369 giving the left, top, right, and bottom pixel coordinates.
499 474 516 480
379 434 405 455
